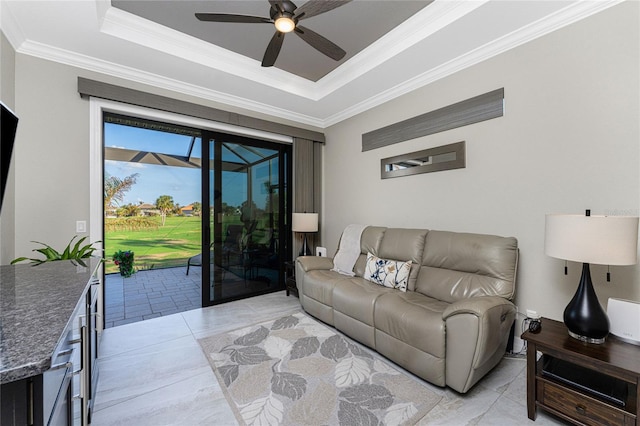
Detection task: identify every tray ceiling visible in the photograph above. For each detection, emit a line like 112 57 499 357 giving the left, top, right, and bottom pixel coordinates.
0 0 622 128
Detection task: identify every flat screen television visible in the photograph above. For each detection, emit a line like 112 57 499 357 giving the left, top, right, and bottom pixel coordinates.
1 101 19 212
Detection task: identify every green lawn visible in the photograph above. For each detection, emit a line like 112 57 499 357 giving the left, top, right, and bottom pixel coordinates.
104 216 202 273
104 215 276 274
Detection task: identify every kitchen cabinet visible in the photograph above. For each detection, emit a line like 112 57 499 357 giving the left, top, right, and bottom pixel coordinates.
0 259 102 426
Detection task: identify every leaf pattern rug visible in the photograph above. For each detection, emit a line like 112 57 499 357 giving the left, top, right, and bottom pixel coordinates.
198 312 442 425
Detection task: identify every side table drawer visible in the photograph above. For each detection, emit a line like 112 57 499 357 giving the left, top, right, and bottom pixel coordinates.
539 380 633 426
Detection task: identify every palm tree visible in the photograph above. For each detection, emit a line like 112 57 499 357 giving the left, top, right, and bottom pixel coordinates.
156 195 175 226
117 203 141 217
104 173 139 214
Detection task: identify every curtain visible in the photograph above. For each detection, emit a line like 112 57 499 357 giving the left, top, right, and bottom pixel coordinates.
293 138 322 258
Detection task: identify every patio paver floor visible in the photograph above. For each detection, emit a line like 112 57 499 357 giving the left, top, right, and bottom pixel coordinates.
105 266 201 328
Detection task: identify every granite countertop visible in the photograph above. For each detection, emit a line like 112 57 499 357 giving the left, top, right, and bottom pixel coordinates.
0 258 101 384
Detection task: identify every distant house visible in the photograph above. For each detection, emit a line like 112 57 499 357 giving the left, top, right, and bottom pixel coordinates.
139 203 159 216
181 204 194 216
105 206 117 218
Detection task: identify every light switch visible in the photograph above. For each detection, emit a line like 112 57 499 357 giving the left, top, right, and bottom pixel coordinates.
76 220 87 233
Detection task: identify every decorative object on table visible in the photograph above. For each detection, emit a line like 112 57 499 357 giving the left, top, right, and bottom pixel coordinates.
198 312 441 425
292 212 318 256
112 250 135 277
606 297 640 345
544 209 639 344
10 235 101 267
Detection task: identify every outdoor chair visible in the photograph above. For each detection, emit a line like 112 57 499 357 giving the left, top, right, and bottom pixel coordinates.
222 224 245 269
186 242 214 275
187 225 244 275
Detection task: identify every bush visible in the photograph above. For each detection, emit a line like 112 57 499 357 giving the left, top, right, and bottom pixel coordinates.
105 217 159 232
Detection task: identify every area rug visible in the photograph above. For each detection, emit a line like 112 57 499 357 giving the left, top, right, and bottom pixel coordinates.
198 312 442 426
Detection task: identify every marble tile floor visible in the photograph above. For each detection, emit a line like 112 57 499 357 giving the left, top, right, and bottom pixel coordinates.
91 291 565 425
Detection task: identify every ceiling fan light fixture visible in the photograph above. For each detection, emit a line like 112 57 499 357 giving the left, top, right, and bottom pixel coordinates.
274 15 295 33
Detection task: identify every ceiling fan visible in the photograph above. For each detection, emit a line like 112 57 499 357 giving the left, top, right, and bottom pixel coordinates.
196 0 351 67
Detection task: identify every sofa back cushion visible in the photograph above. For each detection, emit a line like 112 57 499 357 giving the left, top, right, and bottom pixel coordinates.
377 228 428 292
416 230 518 303
353 226 387 277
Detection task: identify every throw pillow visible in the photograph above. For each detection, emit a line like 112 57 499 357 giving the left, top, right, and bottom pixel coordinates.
364 252 411 292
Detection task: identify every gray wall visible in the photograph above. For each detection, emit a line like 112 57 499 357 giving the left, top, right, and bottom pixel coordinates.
322 2 639 324
1 30 16 263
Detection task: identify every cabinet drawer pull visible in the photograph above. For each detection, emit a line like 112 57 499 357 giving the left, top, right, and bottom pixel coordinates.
575 404 587 415
49 361 72 371
55 348 73 357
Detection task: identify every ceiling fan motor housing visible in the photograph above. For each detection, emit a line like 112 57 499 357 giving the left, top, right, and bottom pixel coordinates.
270 2 298 29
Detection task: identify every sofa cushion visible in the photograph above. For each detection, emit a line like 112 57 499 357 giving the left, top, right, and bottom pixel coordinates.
364 253 411 292
332 277 395 327
373 291 448 358
332 277 395 348
417 230 518 303
353 226 387 277
377 228 428 291
302 269 349 307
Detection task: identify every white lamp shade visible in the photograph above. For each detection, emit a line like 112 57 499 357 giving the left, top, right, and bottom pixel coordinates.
545 214 639 265
292 213 318 233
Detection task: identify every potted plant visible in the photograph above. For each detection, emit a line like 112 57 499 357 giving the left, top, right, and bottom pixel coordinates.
11 236 101 267
112 250 135 277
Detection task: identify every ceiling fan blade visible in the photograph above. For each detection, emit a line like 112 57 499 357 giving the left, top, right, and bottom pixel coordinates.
195 13 271 24
295 0 351 20
262 31 285 67
295 25 346 61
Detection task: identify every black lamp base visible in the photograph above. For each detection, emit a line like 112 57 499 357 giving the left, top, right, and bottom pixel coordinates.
563 262 609 344
298 233 312 256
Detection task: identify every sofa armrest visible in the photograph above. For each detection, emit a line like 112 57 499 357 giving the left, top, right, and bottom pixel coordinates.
442 296 514 320
442 296 516 393
296 256 334 272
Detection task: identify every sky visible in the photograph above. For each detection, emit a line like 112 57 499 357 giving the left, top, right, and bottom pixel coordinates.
105 123 201 207
105 122 248 209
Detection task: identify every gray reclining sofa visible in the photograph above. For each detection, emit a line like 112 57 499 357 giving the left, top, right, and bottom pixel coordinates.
295 226 518 393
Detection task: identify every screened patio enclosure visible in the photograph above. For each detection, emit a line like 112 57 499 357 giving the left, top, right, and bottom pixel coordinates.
104 113 291 307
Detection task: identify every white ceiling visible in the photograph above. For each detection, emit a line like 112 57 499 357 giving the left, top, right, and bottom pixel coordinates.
1 0 622 128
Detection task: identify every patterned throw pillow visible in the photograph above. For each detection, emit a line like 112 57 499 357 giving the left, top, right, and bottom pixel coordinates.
364 252 411 292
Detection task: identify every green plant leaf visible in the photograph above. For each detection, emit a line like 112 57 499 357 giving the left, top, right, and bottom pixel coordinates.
12 237 102 265
61 236 77 259
33 244 61 260
69 236 87 257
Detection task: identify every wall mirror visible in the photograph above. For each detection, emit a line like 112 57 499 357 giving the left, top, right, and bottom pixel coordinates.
381 141 465 179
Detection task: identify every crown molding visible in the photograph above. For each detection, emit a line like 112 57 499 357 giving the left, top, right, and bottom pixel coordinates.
323 0 624 126
0 0 26 50
16 40 325 128
316 0 488 97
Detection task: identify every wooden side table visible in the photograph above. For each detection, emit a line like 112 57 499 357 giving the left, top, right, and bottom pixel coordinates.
285 261 298 297
522 318 640 425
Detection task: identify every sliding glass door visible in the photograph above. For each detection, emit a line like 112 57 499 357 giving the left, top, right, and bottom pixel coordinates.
202 131 291 306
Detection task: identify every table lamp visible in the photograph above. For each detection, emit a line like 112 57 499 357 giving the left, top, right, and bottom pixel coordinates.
292 213 318 256
544 210 639 343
